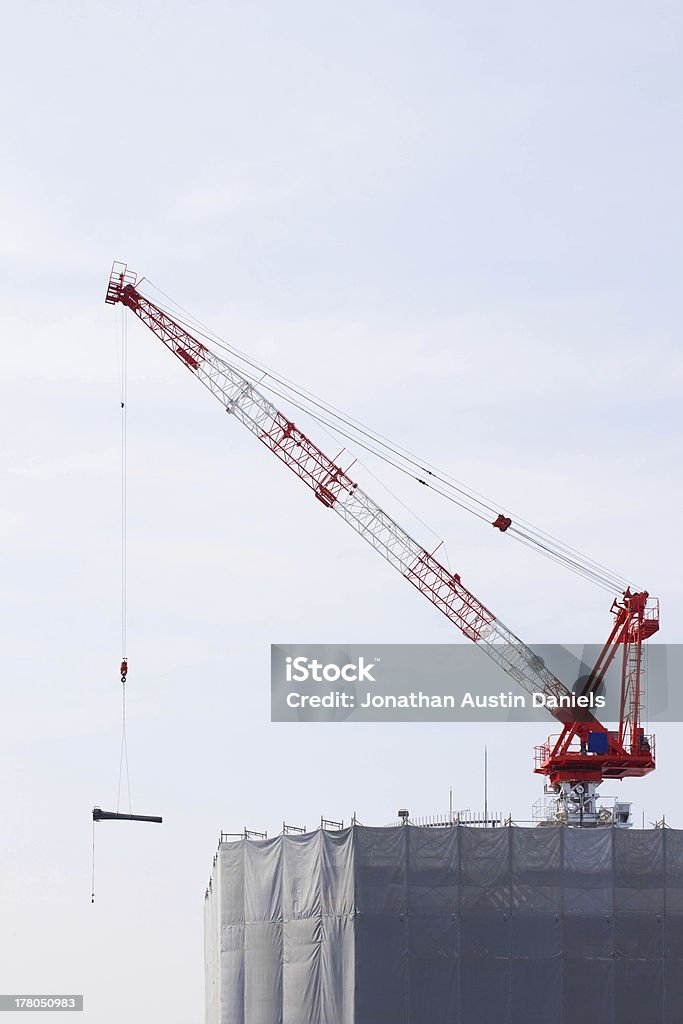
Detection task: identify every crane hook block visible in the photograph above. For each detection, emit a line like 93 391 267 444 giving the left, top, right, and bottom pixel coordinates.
492 514 512 532
120 658 128 683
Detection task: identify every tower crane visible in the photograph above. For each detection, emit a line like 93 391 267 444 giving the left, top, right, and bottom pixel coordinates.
105 262 659 827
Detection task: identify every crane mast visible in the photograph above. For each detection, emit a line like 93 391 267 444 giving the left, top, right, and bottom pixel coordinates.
106 262 659 826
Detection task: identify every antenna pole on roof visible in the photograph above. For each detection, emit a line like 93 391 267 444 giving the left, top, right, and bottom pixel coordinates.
484 747 488 828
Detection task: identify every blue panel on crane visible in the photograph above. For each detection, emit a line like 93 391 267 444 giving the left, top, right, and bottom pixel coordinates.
588 732 609 754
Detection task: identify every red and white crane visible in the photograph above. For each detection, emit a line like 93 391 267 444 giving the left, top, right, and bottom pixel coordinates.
106 262 659 826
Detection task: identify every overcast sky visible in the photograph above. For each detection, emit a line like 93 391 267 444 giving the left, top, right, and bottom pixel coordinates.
2 2 683 1022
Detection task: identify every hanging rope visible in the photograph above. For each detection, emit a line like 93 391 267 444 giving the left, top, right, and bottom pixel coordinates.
116 673 132 815
121 302 127 684
116 307 132 816
91 817 96 904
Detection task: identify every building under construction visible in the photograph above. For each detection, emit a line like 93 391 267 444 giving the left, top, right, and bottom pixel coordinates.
204 822 683 1024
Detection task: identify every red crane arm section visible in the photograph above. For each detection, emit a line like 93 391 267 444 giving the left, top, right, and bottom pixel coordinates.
105 263 579 717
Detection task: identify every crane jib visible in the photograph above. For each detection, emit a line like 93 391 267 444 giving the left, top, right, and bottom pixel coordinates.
103 267 597 719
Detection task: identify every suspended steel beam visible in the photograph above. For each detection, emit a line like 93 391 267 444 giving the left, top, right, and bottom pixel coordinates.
93 806 162 824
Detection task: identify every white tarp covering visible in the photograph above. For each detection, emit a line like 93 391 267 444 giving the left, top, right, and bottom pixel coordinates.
204 824 683 1023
